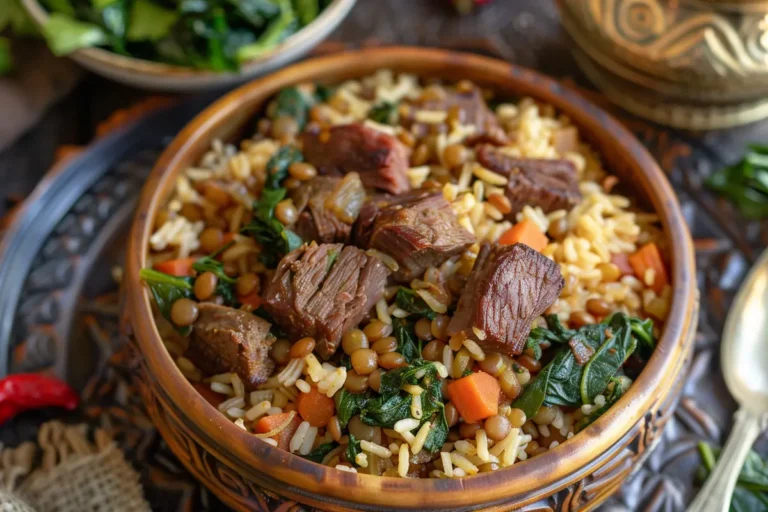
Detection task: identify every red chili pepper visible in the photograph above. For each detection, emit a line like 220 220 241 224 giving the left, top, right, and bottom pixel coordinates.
0 374 79 425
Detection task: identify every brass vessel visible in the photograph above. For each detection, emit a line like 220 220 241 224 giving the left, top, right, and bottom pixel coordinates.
558 0 768 129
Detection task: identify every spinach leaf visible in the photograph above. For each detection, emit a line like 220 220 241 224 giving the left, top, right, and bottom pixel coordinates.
511 362 551 420
630 316 655 360
422 408 449 453
241 187 304 266
236 0 297 63
579 314 636 404
314 83 335 102
293 0 318 26
378 360 436 396
368 101 398 125
575 376 631 431
126 0 177 42
346 434 361 467
0 38 11 75
334 389 370 427
139 268 195 335
393 318 421 363
395 287 437 320
265 145 303 189
271 87 310 130
231 0 280 26
302 442 337 463
706 145 768 219
43 0 75 16
42 14 107 55
359 393 412 428
191 242 240 306
98 0 128 54
698 442 768 511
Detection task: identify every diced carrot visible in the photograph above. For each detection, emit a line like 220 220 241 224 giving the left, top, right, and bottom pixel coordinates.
610 253 633 276
255 412 303 450
192 383 225 408
238 291 262 311
296 387 335 427
447 371 500 424
628 242 669 294
153 257 196 276
498 219 549 252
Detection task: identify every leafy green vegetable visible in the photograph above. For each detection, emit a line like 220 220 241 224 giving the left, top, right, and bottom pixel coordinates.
241 187 304 266
43 0 75 16
0 38 11 75
575 376 631 431
706 144 768 219
698 442 768 511
236 0 296 63
272 87 310 129
42 14 107 55
126 0 177 42
1 0 39 36
422 407 449 453
378 360 436 396
293 0 318 26
302 442 337 463
191 243 240 306
393 318 420 363
395 287 437 320
368 101 398 125
359 393 413 428
314 83 335 102
265 145 303 189
512 313 654 421
139 268 194 335
346 434 361 467
334 389 370 427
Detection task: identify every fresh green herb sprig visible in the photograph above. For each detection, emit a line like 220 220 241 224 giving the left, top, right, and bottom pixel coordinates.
368 101 398 125
139 268 194 335
706 144 768 219
697 442 768 511
395 287 437 320
512 313 655 421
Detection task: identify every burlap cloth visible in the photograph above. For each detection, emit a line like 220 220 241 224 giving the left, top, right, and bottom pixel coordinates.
0 421 150 512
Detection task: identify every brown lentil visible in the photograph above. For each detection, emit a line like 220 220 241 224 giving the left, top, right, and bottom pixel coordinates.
180 203 203 222
442 144 467 168
508 408 527 428
170 298 199 327
283 177 302 190
411 144 430 166
271 116 299 139
397 130 416 148
368 369 383 393
421 339 445 361
288 162 317 181
348 416 376 442
363 319 392 341
586 298 612 317
328 416 342 442
236 273 260 297
499 368 521 400
478 352 505 377
569 310 595 328
223 261 238 278
444 402 459 427
289 337 316 359
351 348 378 375
532 406 557 425
199 227 224 254
204 183 231 208
459 422 481 439
194 272 217 301
378 352 407 370
342 329 369 355
371 336 397 355
269 339 291 365
275 200 298 225
414 318 433 341
344 370 369 394
431 315 450 340
484 415 511 441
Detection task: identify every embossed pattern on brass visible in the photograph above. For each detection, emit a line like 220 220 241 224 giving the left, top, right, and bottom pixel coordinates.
558 0 768 128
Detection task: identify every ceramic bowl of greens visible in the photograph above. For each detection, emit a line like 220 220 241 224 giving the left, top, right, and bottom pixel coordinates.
21 0 356 91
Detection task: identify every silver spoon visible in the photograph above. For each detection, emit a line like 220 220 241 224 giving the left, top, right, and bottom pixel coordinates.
688 248 768 512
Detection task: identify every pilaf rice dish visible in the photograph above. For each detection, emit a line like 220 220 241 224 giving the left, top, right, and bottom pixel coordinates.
141 70 671 479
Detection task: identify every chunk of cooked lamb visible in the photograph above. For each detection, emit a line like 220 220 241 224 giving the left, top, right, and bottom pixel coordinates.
475 144 581 215
290 174 365 244
301 123 410 194
447 243 564 355
353 191 475 282
186 303 274 389
262 243 389 358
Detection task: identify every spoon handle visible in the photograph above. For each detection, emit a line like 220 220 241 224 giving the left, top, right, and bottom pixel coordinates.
688 408 767 512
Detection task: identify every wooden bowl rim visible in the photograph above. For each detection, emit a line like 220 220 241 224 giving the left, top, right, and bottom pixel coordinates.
20 0 356 77
125 46 697 508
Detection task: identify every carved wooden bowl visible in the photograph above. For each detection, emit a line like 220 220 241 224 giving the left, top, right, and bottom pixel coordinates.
123 47 699 511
